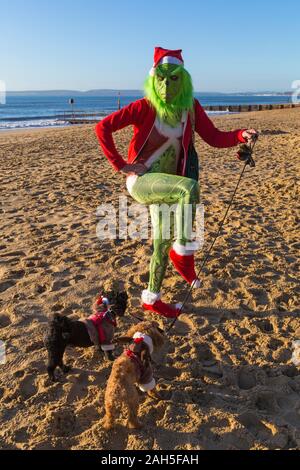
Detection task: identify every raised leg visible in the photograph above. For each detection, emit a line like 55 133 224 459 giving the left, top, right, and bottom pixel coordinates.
130 172 200 248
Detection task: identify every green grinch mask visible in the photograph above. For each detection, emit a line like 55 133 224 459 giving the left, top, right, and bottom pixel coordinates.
144 63 194 127
154 64 183 104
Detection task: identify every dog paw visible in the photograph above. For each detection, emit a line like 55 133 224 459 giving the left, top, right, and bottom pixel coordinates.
61 365 72 374
48 375 58 383
47 369 58 382
127 420 143 430
103 422 114 431
104 352 115 362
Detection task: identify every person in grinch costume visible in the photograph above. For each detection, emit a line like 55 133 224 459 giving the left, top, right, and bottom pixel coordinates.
96 47 257 319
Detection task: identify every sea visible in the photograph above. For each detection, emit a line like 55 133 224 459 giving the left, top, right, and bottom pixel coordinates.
0 93 292 131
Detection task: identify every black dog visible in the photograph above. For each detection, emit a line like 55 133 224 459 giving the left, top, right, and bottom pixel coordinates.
44 290 128 381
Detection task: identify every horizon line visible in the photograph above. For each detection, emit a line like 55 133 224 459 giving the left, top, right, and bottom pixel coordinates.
6 88 291 94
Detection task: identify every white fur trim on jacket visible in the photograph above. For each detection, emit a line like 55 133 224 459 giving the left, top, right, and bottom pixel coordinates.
173 241 200 256
133 332 154 355
142 290 161 305
139 377 156 392
101 344 115 352
126 174 138 196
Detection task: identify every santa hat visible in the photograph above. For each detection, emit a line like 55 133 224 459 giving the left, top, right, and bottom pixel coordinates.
133 332 154 355
95 295 109 307
149 47 184 76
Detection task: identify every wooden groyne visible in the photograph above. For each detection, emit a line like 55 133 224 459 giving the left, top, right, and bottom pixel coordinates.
61 102 300 125
205 103 300 113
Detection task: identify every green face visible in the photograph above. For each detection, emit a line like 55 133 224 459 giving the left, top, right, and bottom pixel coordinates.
154 64 183 104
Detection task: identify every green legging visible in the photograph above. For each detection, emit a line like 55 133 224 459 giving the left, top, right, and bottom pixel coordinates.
130 172 200 293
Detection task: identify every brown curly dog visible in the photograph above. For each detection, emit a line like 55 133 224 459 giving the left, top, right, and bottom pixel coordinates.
103 321 165 429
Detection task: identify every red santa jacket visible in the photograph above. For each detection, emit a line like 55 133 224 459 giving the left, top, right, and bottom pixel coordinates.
95 98 246 175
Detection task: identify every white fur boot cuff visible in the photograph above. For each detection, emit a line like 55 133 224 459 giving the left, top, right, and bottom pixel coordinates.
142 290 161 305
173 241 200 256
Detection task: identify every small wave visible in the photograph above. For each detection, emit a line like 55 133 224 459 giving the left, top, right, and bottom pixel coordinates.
0 119 70 131
206 110 234 115
0 111 110 122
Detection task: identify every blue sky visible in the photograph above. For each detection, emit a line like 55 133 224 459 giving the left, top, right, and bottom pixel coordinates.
1 0 299 92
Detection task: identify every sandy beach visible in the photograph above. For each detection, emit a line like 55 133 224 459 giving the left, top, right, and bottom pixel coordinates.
0 107 299 450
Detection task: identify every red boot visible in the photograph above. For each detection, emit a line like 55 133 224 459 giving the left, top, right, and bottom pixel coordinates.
141 291 182 319
169 242 201 288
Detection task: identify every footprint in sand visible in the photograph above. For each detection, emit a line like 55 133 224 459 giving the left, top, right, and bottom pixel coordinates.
19 375 38 400
0 314 12 328
113 255 135 269
13 370 25 379
238 412 272 440
66 373 89 402
195 343 216 366
35 284 47 295
0 280 16 293
256 319 274 333
45 405 76 437
3 251 26 258
237 368 258 390
158 365 180 381
281 365 299 378
12 427 29 444
173 314 196 336
25 340 44 353
10 269 25 280
50 280 70 292
100 426 129 451
254 391 279 414
51 303 64 313
139 273 149 284
268 337 284 351
70 274 86 284
276 392 298 411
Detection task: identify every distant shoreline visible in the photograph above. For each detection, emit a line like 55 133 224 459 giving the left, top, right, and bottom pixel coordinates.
6 90 293 97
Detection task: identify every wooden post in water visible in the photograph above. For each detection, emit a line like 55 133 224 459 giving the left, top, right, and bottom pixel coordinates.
69 98 75 119
117 92 121 111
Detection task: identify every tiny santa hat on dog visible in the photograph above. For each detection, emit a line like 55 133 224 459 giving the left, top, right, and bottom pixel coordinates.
133 332 154 355
96 295 109 306
149 47 184 76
